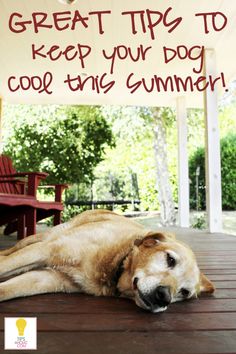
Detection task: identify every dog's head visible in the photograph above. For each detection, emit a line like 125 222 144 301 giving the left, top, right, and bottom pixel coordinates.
117 231 214 313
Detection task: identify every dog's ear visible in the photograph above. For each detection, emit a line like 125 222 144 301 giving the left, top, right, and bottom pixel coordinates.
200 272 215 293
134 232 167 248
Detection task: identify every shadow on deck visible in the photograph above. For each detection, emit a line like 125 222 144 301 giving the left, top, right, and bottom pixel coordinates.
0 223 236 353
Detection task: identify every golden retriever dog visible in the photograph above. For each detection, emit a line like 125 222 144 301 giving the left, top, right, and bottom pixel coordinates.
0 210 214 312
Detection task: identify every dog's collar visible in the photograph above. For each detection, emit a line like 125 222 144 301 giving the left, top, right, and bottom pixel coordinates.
113 252 131 296
113 256 126 285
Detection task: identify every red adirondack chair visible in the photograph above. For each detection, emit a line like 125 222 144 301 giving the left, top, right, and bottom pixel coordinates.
0 155 68 239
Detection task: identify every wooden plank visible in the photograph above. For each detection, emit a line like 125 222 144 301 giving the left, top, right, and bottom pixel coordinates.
0 295 137 315
213 281 236 289
178 240 236 251
1 331 236 354
200 265 236 269
190 245 236 251
203 269 236 275
208 274 236 281
0 295 236 314
198 262 236 266
1 312 236 332
170 298 236 313
196 250 236 253
197 253 236 256
197 258 236 262
209 289 236 299
197 255 236 259
195 250 236 253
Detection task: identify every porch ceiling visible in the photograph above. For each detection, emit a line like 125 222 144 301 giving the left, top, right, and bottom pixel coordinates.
0 0 236 107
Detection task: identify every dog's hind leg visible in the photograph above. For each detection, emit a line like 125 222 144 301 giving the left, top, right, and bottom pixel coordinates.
0 242 51 279
0 269 79 302
0 232 48 256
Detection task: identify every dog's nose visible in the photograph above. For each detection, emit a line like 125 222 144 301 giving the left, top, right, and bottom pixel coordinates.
141 285 171 308
155 286 171 307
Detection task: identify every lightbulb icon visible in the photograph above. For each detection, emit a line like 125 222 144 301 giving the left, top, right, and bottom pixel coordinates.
58 0 78 4
16 318 27 337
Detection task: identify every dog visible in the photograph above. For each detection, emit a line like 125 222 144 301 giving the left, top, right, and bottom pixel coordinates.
0 210 214 313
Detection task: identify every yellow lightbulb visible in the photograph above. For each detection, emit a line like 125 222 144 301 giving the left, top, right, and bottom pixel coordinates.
16 318 27 337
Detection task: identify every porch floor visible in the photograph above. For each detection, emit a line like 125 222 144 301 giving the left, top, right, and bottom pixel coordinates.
0 226 236 354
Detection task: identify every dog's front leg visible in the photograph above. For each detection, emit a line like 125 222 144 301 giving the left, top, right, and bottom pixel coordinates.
0 269 79 301
0 243 51 279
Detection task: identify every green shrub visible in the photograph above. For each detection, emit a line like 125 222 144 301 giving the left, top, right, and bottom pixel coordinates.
191 215 207 230
61 205 85 223
46 205 87 226
189 133 236 210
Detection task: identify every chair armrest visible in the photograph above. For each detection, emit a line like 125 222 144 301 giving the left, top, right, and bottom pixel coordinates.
0 172 48 197
0 178 22 183
39 184 68 202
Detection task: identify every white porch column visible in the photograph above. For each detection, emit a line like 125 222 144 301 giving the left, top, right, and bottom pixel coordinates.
176 97 189 227
204 49 222 233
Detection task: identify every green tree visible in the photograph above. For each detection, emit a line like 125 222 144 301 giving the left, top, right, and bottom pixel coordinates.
149 107 176 225
4 105 114 185
94 106 160 210
95 106 177 221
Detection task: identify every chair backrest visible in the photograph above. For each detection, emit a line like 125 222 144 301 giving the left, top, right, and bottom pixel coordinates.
0 155 21 194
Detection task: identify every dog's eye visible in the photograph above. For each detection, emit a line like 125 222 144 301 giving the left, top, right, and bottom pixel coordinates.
180 288 190 298
167 253 176 268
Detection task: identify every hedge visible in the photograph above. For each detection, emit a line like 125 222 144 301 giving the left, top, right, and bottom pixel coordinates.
189 133 236 210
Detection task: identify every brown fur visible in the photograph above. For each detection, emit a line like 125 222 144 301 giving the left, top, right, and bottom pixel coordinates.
0 210 214 312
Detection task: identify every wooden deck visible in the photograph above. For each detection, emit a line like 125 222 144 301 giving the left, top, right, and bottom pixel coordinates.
0 228 236 353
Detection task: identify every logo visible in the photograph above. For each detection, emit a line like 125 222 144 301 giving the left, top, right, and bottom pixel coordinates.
4 317 37 350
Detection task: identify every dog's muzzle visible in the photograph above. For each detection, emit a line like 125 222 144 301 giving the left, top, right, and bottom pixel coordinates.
138 286 171 313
